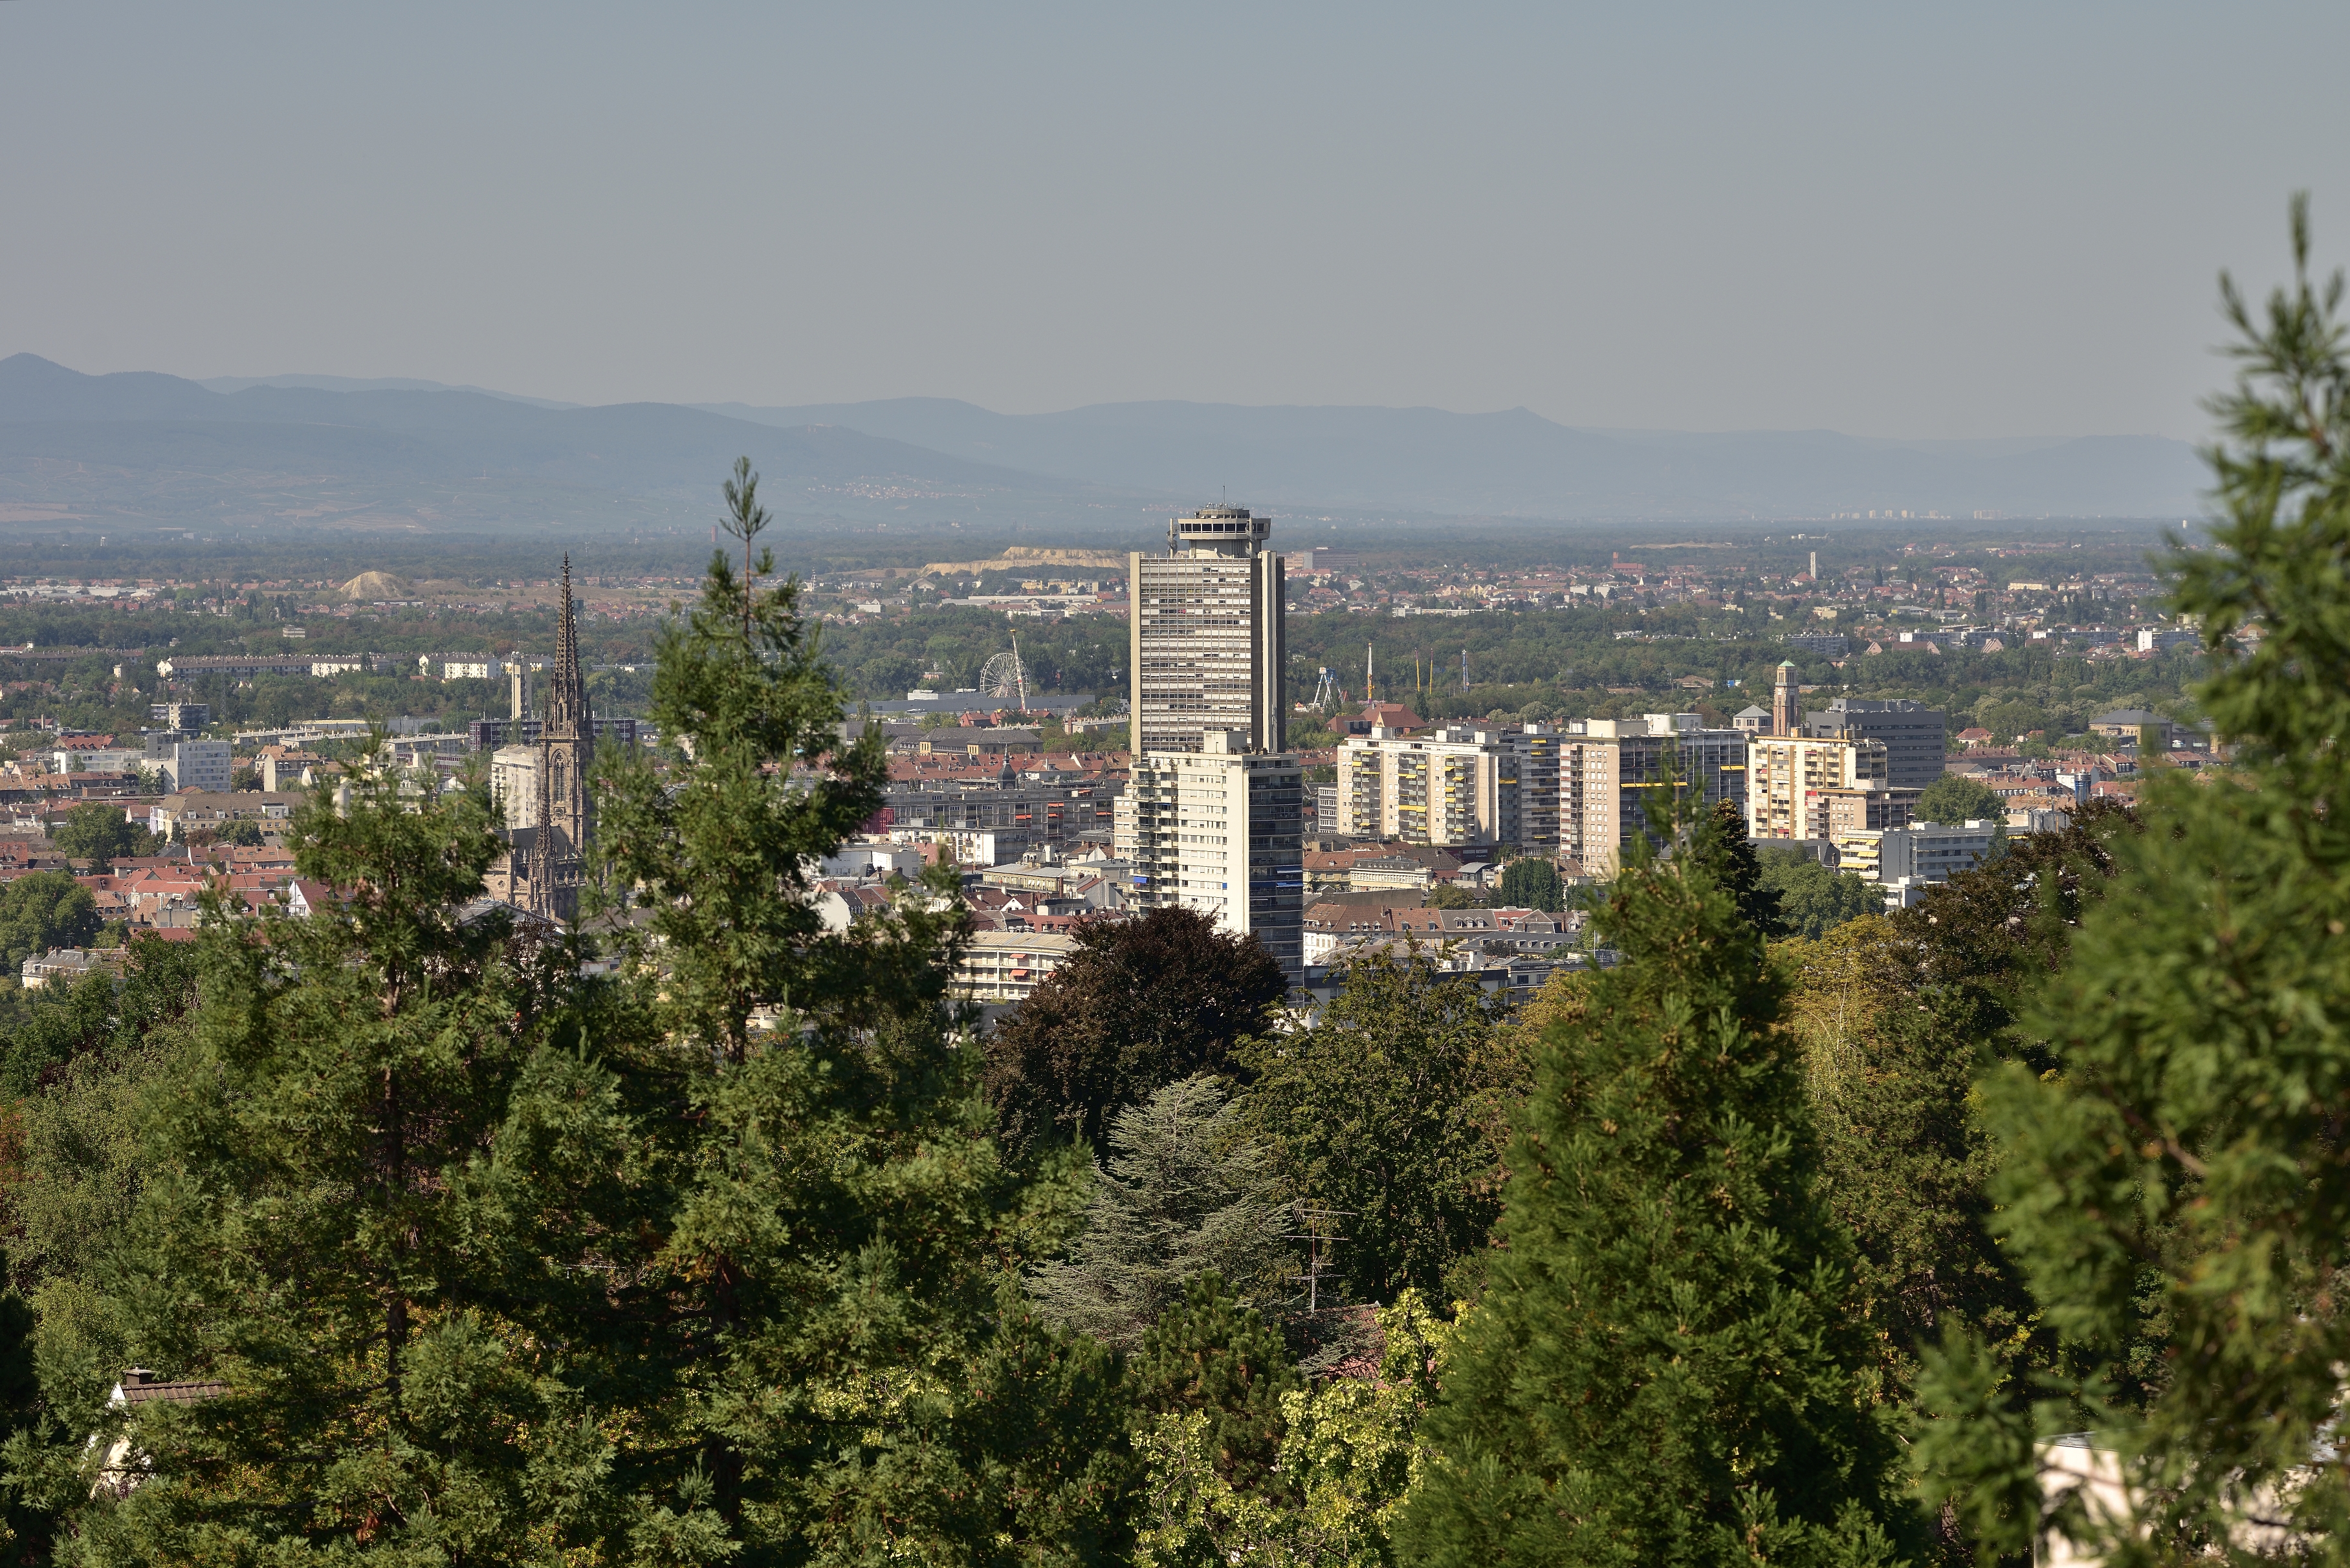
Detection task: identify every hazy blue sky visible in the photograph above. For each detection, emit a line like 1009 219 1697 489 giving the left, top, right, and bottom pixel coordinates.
3 2 2345 439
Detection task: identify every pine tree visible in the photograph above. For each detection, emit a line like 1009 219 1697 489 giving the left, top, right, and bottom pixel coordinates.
1709 795 1783 936
1031 1074 1291 1347
1916 199 2350 1563
591 469 1131 1561
1398 799 1915 1567
58 756 637 1563
1129 1276 1299 1497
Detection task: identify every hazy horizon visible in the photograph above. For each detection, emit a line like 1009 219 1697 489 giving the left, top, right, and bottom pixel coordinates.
6 3 2349 443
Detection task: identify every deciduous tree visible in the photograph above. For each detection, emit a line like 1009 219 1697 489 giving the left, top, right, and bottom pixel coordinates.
1915 772 2004 826
984 906 1289 1160
1239 946 1522 1305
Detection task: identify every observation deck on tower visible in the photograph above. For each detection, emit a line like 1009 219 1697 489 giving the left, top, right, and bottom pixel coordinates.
1172 505 1273 556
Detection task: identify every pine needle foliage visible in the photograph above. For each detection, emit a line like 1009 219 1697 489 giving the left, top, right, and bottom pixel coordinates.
1399 794 1916 1567
56 756 619 1565
1031 1075 1291 1347
591 502 1129 1562
1128 1276 1299 1499
1916 199 2350 1567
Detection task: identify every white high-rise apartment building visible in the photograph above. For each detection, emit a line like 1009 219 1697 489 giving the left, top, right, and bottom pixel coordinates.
1129 506 1285 756
1559 715 1748 875
1114 732 1304 974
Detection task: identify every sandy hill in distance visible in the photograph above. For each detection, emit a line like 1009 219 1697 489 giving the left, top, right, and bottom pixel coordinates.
340 571 412 600
920 546 1130 575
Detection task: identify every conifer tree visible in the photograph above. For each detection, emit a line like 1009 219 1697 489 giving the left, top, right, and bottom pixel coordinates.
57 756 638 1563
1128 1276 1299 1498
591 465 1131 1561
1917 199 2350 1563
1399 798 1915 1567
1032 1074 1291 1347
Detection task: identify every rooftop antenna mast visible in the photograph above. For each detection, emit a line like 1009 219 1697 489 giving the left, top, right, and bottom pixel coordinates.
1284 1203 1355 1314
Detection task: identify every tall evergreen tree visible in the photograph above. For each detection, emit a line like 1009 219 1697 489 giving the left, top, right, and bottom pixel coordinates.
54 757 634 1564
1400 799 1915 1566
591 468 1132 1562
1497 858 1565 914
1918 200 2350 1563
1128 1276 1299 1499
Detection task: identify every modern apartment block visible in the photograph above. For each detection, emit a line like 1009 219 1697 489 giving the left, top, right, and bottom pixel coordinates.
1128 506 1285 756
1559 714 1749 875
1114 731 1304 974
1815 785 1920 837
1801 697 1948 790
1834 819 2002 902
147 736 232 794
1335 726 1508 846
1497 723 1562 853
1746 734 1892 842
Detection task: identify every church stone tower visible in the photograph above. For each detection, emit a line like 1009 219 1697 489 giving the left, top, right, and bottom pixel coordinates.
522 555 593 919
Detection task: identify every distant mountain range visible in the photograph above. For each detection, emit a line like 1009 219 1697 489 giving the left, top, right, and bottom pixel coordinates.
0 355 1101 536
702 397 2208 521
0 355 2207 535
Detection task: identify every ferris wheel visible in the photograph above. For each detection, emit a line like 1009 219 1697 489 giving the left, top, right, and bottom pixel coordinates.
978 640 1029 710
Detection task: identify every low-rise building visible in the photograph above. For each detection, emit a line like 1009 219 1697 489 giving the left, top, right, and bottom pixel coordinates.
148 790 303 842
21 946 129 990
952 930 1081 1003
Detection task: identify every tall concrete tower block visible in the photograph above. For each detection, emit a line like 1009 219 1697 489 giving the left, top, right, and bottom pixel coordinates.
1129 506 1285 756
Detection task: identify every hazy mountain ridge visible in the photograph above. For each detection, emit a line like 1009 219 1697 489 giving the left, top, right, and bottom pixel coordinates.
701 397 2206 519
0 355 1114 532
0 354 2206 532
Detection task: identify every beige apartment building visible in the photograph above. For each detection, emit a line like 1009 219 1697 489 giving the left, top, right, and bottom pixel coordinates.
1559 715 1749 876
952 930 1079 1003
1746 734 1892 842
1336 726 1506 847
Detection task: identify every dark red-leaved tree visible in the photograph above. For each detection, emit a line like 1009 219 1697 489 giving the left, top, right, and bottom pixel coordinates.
983 906 1287 1160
